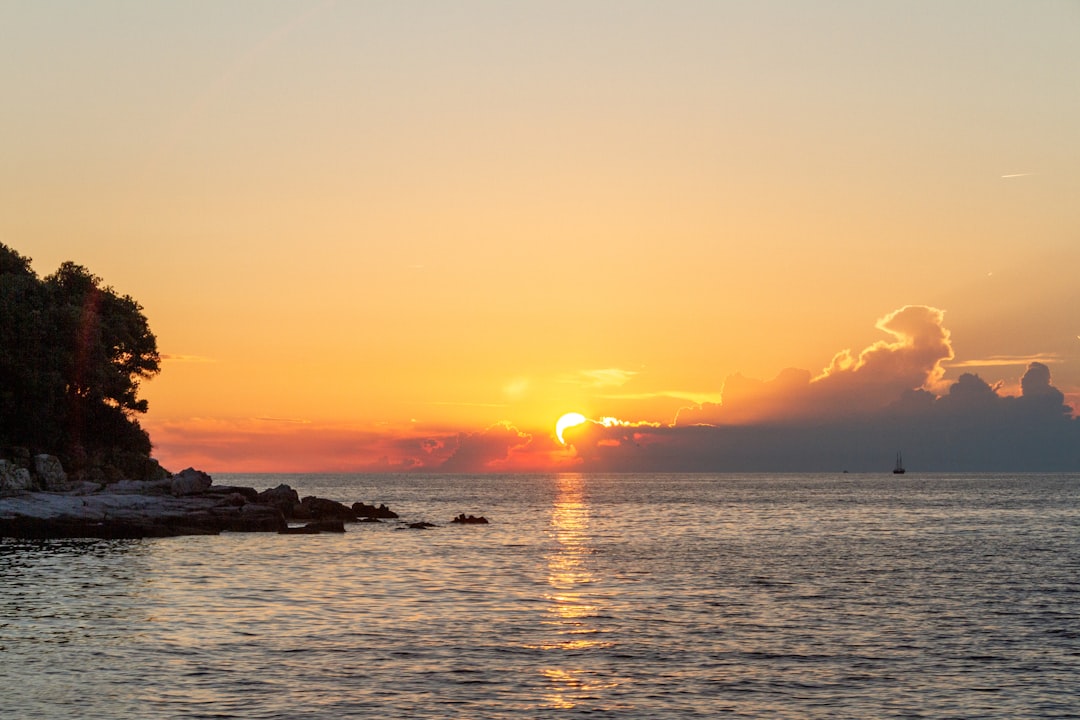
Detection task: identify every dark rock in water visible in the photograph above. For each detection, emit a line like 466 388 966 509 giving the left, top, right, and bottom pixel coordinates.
280 524 319 535
216 492 247 507
109 478 173 495
301 496 358 522
279 520 346 534
171 467 212 496
397 521 437 530
203 485 259 501
352 501 399 519
257 484 301 517
451 513 489 525
214 503 287 533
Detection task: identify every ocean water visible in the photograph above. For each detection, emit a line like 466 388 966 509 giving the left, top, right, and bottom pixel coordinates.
2 473 1078 719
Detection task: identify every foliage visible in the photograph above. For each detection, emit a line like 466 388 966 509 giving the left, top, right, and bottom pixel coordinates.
1 243 161 476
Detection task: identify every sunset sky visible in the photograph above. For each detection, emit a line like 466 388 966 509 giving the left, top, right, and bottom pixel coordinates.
3 1 1078 472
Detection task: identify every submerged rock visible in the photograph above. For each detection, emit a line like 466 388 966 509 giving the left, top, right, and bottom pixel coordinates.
397 521 437 530
300 496 358 522
352 501 399 519
202 485 259 501
451 513 489 525
257 484 301 517
279 520 347 534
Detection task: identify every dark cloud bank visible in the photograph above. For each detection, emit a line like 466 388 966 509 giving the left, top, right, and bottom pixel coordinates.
558 307 1078 473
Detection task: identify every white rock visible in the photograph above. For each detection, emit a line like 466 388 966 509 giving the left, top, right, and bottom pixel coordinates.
33 454 69 491
0 460 33 493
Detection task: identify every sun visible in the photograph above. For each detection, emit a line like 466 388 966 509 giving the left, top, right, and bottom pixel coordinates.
555 412 588 445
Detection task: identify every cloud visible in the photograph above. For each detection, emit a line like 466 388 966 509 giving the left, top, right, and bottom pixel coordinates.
565 307 1079 472
949 354 1061 368
578 359 1078 472
561 368 639 388
438 422 535 472
599 390 724 405
678 305 954 425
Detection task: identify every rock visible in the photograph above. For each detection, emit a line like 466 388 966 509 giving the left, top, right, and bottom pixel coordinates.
0 460 33 494
220 492 248 507
300 496 358 522
397 521 437 530
279 524 320 534
0 490 287 538
279 520 346 534
33 454 69 491
215 503 286 532
110 478 173 495
171 467 212 496
65 481 104 495
451 513 489 524
352 501 399 519
257 484 301 517
202 485 259 501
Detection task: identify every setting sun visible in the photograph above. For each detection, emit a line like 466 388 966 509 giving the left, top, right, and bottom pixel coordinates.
555 413 587 445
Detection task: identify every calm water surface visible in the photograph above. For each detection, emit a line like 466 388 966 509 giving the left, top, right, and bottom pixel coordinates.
2 473 1079 718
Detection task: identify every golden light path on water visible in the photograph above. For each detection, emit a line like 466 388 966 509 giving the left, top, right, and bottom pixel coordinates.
538 474 620 710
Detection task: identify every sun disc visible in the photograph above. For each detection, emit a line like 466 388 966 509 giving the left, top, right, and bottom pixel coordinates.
555 412 588 445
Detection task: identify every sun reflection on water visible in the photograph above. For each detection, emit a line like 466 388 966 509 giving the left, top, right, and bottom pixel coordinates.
536 473 620 709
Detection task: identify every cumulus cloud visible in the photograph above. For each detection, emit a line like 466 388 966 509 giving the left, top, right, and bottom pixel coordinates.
677 306 953 425
438 422 535 473
559 308 1079 472
577 360 1078 472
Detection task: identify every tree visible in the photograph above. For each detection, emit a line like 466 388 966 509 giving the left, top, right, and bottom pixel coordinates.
1 243 162 477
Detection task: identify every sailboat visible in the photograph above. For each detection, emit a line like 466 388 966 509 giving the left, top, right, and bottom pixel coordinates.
893 451 906 474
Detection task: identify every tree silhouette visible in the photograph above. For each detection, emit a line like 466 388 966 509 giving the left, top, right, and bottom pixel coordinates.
1 243 162 478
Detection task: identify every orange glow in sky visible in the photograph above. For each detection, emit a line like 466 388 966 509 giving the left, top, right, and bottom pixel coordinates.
3 3 1078 472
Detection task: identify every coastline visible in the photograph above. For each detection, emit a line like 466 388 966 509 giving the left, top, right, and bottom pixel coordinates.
0 459 401 539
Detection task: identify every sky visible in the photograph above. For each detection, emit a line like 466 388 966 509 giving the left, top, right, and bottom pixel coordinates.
3 1 1079 473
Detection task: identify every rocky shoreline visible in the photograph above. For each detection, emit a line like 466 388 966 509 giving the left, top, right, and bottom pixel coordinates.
0 457 479 539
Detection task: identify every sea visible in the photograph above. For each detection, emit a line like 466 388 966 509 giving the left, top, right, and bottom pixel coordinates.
1 473 1078 719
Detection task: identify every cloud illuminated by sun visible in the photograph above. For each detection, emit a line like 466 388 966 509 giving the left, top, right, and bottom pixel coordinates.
555 412 587 444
